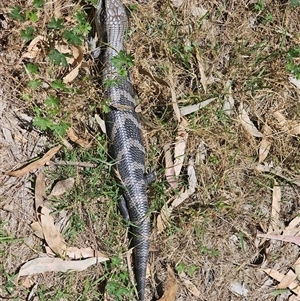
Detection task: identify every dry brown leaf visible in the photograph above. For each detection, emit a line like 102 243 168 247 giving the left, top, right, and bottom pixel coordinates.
289 76 300 90
170 0 184 8
172 160 196 207
195 141 208 164
196 50 208 93
223 80 235 116
291 123 300 135
157 160 197 233
273 111 300 136
6 145 61 177
157 205 172 234
21 35 46 59
67 128 90 148
259 137 271 163
259 125 272 163
62 246 108 259
95 114 107 134
294 258 300 280
30 221 44 239
278 270 297 289
49 178 75 197
289 295 300 301
264 268 300 295
283 216 300 236
157 265 177 301
63 45 84 83
20 277 33 288
258 233 300 247
63 64 81 83
238 105 263 137
274 111 288 129
35 171 46 214
168 67 181 122
178 271 200 297
18 256 109 277
164 143 178 189
180 98 216 116
174 119 188 177
40 206 66 255
268 180 283 234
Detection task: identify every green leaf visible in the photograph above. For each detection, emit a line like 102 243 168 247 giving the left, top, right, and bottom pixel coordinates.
63 29 84 46
25 10 39 22
48 49 71 66
28 79 41 89
20 26 34 42
33 116 52 131
187 264 197 277
74 11 91 35
75 11 86 25
22 94 31 101
45 95 60 108
51 79 70 91
9 6 25 21
111 50 134 77
25 63 39 74
47 17 64 30
175 262 186 274
33 0 44 9
290 0 300 6
50 122 70 136
110 256 122 268
287 47 300 59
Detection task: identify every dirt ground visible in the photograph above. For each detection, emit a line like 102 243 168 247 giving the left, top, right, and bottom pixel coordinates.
1 0 300 300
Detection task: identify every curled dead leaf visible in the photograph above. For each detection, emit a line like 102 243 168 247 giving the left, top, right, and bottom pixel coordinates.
223 80 235 116
67 128 90 148
164 143 178 189
6 145 61 177
174 119 188 177
35 171 46 214
21 35 46 59
238 105 263 138
178 271 200 297
157 265 177 301
18 256 109 277
40 206 66 255
62 246 108 259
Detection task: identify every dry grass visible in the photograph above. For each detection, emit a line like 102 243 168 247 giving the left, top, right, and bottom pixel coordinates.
1 0 300 300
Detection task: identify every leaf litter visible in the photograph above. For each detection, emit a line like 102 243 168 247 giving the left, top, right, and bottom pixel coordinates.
18 170 109 278
6 145 61 177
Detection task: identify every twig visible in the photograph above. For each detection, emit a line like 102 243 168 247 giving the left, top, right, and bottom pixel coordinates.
50 161 97 168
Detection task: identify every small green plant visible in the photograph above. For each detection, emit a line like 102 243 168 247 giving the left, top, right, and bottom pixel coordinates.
20 26 34 42
48 49 71 67
3 271 17 294
33 106 70 136
286 46 300 79
175 263 198 277
10 2 93 140
106 256 135 300
111 50 134 77
9 6 25 21
26 63 39 74
254 0 265 11
290 0 300 6
175 262 186 274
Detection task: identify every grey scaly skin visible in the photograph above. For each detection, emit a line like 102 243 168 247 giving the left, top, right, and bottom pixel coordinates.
94 1 150 300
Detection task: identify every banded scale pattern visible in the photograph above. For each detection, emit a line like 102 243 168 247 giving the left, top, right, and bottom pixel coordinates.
95 1 150 300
